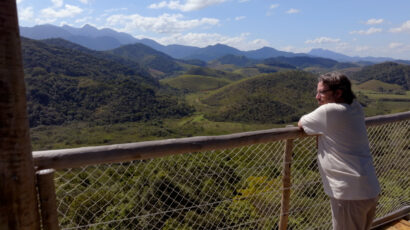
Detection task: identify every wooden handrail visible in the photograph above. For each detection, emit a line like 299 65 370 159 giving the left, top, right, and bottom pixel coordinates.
33 111 410 170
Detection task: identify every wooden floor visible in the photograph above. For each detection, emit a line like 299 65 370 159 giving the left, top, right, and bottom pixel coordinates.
378 219 410 230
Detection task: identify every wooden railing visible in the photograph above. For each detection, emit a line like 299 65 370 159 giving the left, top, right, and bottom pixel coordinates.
32 111 410 230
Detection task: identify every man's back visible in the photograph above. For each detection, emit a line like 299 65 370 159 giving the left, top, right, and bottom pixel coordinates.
300 101 380 200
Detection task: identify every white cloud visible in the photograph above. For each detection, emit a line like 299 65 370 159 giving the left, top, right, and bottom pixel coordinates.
281 45 310 53
78 0 89 3
389 42 404 49
18 7 34 21
51 0 64 8
286 8 300 14
355 46 370 52
104 8 127 13
270 4 279 9
365 18 384 25
149 0 228 12
350 27 382 35
153 32 269 50
17 0 23 4
75 16 93 24
235 16 245 21
305 37 340 44
41 4 83 19
390 20 410 33
107 13 219 34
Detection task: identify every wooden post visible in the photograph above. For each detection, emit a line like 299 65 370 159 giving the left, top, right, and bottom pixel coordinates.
0 0 41 229
278 138 294 230
37 169 60 230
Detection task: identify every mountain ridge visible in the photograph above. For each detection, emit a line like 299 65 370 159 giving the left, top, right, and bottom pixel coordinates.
21 24 408 63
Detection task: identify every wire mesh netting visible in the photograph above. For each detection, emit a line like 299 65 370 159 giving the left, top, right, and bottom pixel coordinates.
53 119 409 230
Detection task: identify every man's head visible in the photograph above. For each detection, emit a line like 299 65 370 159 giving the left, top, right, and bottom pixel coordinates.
316 72 356 105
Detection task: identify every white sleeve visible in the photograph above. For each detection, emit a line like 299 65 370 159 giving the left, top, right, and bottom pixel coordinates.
300 105 327 135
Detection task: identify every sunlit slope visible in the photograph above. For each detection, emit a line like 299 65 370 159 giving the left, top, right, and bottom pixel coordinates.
356 79 404 93
201 70 317 123
161 75 232 92
351 62 410 90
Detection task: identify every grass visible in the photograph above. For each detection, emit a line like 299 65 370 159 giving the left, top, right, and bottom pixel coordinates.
161 74 231 92
355 79 403 92
353 80 410 116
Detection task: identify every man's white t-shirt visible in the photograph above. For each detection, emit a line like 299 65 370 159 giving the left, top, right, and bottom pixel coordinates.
300 101 380 200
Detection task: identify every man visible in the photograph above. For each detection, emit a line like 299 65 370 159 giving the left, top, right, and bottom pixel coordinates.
298 72 380 230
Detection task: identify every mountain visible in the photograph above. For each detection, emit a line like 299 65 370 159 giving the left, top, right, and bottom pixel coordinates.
266 56 340 69
308 48 353 62
106 43 183 77
212 54 256 67
183 44 243 61
21 24 409 64
21 37 192 127
41 38 151 76
20 24 140 51
244 47 301 59
350 62 410 90
308 48 396 63
201 70 317 123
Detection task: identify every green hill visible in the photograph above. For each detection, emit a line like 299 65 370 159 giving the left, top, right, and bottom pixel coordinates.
212 54 256 67
107 43 183 77
21 37 192 127
356 79 405 94
185 66 246 81
201 70 318 123
161 75 231 92
351 62 410 90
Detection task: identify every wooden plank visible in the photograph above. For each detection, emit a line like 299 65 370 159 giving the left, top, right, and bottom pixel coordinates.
32 111 410 170
0 0 41 229
366 111 410 127
33 126 306 170
279 138 294 230
37 169 60 230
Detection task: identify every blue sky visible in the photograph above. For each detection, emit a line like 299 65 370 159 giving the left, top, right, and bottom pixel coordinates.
17 0 410 59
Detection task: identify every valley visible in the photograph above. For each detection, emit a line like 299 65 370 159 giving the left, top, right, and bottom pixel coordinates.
20 36 410 151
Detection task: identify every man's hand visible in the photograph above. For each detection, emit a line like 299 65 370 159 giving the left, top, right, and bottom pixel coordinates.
298 120 303 129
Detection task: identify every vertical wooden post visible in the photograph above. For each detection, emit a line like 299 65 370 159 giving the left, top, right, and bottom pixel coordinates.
278 138 294 230
37 169 60 230
0 0 41 229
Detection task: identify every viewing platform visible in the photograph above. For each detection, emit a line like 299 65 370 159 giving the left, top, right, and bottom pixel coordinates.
29 111 409 229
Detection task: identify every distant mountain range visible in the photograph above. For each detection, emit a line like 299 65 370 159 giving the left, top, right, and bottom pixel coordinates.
20 24 409 64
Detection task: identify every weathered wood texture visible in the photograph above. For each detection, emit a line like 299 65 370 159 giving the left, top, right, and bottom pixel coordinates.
365 111 410 127
279 139 294 230
37 170 60 230
33 126 306 170
0 0 41 229
33 111 410 170
33 112 410 169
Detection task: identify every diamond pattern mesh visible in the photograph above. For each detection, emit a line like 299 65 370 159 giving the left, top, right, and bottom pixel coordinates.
50 120 409 229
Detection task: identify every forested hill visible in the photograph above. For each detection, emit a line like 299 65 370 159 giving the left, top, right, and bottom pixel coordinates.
107 43 183 77
351 62 410 90
201 71 318 124
21 37 152 82
21 37 193 127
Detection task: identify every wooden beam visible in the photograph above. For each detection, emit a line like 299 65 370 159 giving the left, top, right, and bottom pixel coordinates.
33 126 306 170
0 0 41 229
32 111 410 170
279 138 294 230
365 111 410 127
37 169 60 230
